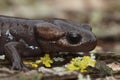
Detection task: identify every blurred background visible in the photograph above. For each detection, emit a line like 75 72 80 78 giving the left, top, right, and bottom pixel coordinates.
0 0 120 53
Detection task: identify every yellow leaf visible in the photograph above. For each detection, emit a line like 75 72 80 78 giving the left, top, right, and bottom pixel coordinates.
40 54 53 67
66 56 96 72
23 61 38 68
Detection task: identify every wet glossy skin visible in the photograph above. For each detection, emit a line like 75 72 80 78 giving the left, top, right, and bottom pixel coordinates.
0 16 97 70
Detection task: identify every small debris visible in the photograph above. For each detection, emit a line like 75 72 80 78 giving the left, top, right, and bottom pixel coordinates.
108 62 120 72
38 67 78 76
78 73 91 80
53 57 65 62
95 61 113 76
0 67 17 78
17 70 43 80
0 55 5 60
96 76 117 80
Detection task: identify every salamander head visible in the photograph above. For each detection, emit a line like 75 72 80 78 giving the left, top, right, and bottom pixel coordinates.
34 19 97 52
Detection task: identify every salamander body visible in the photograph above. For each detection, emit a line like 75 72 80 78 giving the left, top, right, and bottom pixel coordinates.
0 16 97 70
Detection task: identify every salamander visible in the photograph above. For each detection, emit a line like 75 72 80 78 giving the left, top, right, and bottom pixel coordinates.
0 15 97 70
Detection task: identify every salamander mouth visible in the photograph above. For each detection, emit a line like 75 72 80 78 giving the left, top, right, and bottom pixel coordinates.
56 38 97 52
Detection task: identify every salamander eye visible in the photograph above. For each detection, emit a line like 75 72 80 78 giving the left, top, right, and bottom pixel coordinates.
66 32 82 44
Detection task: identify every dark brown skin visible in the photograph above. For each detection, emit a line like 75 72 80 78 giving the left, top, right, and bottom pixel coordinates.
0 15 97 70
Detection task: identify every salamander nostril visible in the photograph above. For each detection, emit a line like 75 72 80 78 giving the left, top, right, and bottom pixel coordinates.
66 32 82 44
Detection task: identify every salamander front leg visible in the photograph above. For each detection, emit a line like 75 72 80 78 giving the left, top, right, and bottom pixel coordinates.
4 42 28 71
